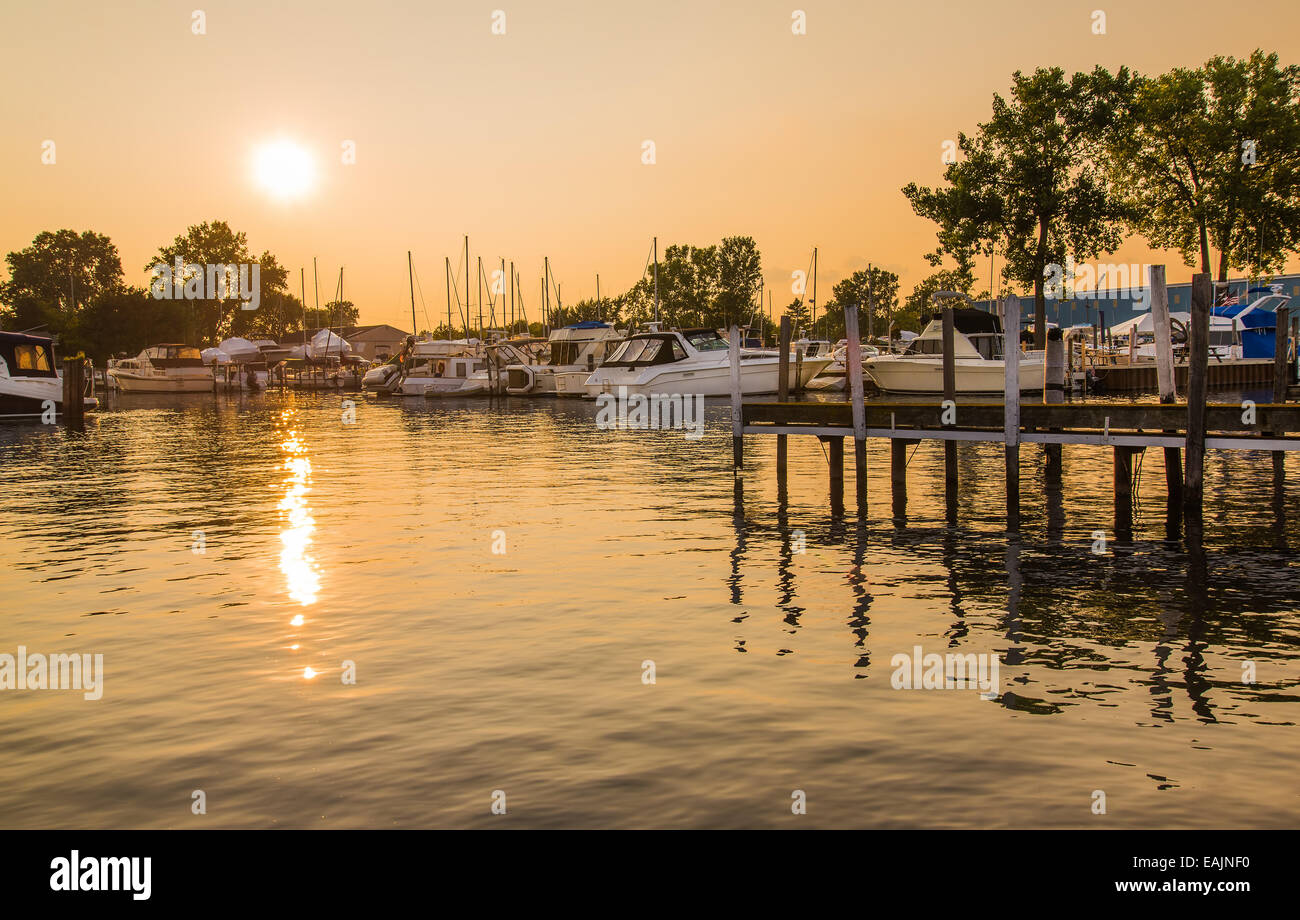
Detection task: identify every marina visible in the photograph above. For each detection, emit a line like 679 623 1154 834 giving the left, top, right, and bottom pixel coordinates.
2 1 1299 891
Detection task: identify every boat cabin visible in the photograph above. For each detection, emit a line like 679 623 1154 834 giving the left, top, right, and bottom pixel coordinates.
0 332 58 379
905 309 1006 360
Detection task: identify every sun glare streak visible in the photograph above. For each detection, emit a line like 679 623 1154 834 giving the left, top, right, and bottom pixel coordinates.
278 423 320 606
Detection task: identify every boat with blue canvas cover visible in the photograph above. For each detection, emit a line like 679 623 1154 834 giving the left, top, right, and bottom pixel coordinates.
1213 286 1291 359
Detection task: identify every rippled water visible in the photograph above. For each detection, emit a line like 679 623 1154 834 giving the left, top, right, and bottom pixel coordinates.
1 389 1297 828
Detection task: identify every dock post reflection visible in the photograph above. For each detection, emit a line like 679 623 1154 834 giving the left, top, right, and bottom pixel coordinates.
890 439 909 526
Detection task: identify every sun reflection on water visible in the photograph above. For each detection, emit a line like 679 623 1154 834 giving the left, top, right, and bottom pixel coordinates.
278 418 320 607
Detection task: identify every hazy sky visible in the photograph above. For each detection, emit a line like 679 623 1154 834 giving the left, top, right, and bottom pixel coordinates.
2 0 1297 331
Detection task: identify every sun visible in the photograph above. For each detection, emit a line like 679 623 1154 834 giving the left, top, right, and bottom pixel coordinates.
253 140 316 200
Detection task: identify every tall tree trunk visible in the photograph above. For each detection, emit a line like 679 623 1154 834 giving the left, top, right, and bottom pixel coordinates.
1199 222 1211 274
1217 248 1229 283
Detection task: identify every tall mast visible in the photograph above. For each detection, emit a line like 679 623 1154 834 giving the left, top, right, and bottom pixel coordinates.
477 256 484 341
653 236 659 324
464 235 471 341
596 273 601 321
444 257 452 340
811 246 818 333
500 257 506 331
408 251 417 336
300 268 307 349
509 260 515 333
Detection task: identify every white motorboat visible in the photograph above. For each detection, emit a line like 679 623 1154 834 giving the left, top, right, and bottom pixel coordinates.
863 306 1044 395
0 331 98 419
581 327 833 398
107 344 214 393
393 339 488 396
505 322 622 396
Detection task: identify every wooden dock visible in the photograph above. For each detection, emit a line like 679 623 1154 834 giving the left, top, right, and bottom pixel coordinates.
728 273 1296 540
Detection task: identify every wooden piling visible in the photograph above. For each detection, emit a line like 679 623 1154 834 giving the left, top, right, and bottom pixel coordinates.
1044 327 1064 479
61 357 84 427
729 324 742 470
777 316 791 475
1149 266 1183 504
1003 295 1020 528
1114 446 1136 535
844 304 867 515
1273 305 1290 483
942 305 957 506
827 436 844 513
891 438 908 522
1184 273 1211 517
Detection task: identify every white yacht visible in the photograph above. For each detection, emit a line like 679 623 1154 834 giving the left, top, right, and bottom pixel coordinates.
505 322 622 396
107 344 215 393
0 331 97 419
581 327 833 398
393 339 488 396
863 307 1044 395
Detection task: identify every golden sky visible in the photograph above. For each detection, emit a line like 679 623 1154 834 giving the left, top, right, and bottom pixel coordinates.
2 0 1298 331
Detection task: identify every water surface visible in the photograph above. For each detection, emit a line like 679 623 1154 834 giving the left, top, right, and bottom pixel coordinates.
1 389 1296 828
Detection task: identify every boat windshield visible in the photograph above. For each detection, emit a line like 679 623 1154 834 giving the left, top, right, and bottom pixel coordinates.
13 342 54 373
685 330 727 352
604 335 687 367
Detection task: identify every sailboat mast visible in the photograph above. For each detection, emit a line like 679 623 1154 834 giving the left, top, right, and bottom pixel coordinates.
509 260 515 333
653 236 659 324
300 268 307 350
464 235 471 341
444 257 452 339
811 246 818 333
544 257 550 331
477 256 484 341
408 251 417 337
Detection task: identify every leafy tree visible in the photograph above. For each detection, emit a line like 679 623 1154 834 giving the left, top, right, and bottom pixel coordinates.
1 229 125 333
147 220 254 345
904 65 1133 347
1111 50 1300 281
784 298 811 332
825 266 900 341
714 236 763 330
902 268 978 333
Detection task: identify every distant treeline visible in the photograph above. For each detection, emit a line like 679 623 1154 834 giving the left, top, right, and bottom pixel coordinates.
0 222 357 362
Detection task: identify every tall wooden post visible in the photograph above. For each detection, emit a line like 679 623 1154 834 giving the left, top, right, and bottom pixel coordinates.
891 438 908 524
777 316 791 476
1184 273 1211 521
729 324 743 470
942 306 957 510
1149 266 1182 504
61 357 84 427
844 304 867 516
827 436 844 515
1273 305 1290 484
1044 327 1064 479
1003 295 1020 528
1114 446 1135 536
